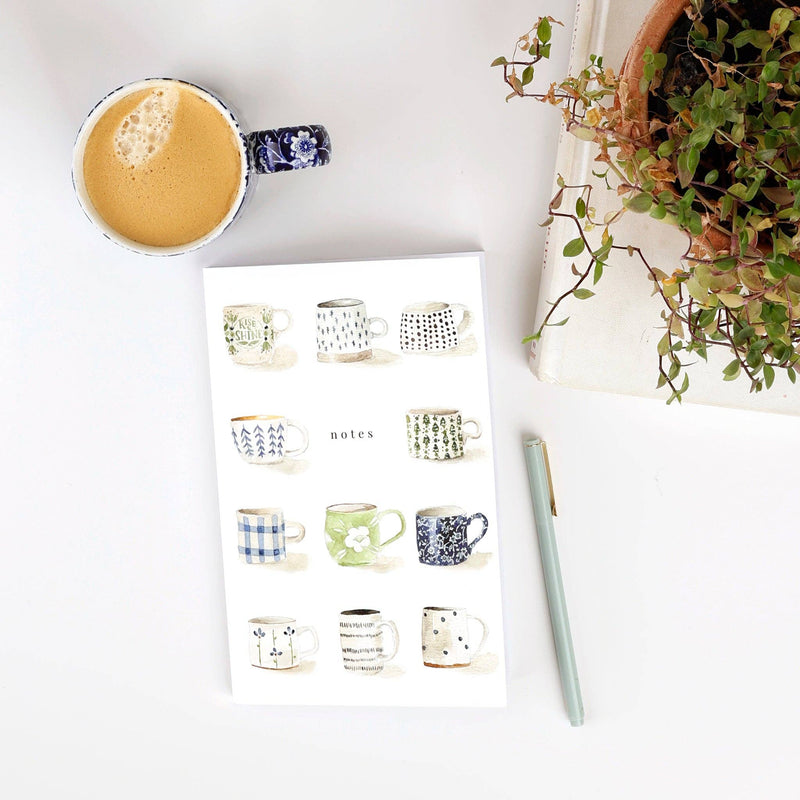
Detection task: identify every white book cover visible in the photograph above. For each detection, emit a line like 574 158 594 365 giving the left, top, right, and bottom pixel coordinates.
203 253 507 707
530 0 800 415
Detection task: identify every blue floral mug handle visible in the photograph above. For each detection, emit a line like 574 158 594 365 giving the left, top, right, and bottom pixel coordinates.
465 512 489 554
248 125 331 173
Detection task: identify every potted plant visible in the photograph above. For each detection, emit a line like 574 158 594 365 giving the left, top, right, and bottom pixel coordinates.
494 0 800 401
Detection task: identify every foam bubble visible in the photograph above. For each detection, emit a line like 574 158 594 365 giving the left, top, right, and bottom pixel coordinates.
113 86 179 167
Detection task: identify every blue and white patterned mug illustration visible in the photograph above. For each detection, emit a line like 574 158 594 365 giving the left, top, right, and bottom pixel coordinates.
230 415 308 464
72 77 330 256
249 616 319 670
237 508 305 564
316 299 388 363
416 506 489 566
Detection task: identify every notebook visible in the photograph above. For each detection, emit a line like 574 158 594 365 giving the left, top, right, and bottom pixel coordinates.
203 253 507 706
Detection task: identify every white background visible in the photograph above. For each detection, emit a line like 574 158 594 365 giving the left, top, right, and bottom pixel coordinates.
205 256 506 706
3 0 800 797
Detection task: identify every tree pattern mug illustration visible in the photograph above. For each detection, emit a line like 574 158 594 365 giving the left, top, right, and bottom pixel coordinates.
316 298 388 362
339 609 400 674
421 607 488 668
324 503 405 566
399 301 473 353
230 415 308 464
406 408 482 460
249 617 319 670
223 304 292 365
416 506 489 566
237 508 305 564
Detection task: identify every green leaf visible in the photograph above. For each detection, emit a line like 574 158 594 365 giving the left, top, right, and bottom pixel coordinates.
625 193 653 213
490 56 508 67
521 65 534 86
789 368 797 384
546 317 570 327
763 364 775 389
576 197 586 218
537 17 552 44
723 359 742 381
563 238 585 257
573 289 595 300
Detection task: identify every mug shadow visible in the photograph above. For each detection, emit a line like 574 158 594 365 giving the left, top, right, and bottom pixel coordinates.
360 348 402 366
281 660 317 675
410 447 487 465
464 652 498 675
266 458 310 475
239 345 298 372
245 553 308 571
354 555 404 573
403 334 479 358
419 552 491 571
377 664 406 679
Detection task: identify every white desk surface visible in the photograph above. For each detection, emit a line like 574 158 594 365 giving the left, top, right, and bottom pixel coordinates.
3 1 800 797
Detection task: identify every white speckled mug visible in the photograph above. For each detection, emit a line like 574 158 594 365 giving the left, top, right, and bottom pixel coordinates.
421 606 488 668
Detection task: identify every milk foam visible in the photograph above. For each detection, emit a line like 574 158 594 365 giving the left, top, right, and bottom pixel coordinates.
113 86 180 167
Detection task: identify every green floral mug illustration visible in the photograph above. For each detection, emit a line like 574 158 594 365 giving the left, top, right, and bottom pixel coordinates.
223 304 292 365
248 616 319 670
406 408 482 460
324 503 405 566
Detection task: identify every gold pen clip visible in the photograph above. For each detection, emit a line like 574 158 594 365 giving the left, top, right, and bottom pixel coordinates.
541 441 557 517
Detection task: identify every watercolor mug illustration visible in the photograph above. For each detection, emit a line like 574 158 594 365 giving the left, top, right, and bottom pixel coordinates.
249 617 319 670
237 508 305 564
339 609 400 675
399 302 473 353
324 503 405 566
223 304 292 365
416 506 489 566
230 415 308 464
421 607 488 668
316 299 388 362
406 408 482 460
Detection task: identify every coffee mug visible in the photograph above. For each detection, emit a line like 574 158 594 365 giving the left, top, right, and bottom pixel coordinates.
230 415 308 464
73 77 331 255
399 302 473 353
339 609 400 674
316 299 388 362
249 617 319 670
416 506 489 566
324 503 405 566
406 408 482 460
421 607 488 668
223 304 292 365
237 508 305 564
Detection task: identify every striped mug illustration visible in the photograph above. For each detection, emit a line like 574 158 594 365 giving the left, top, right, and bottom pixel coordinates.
237 508 305 564
339 609 400 674
230 415 309 464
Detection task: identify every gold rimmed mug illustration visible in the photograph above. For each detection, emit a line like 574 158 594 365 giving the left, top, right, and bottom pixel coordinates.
230 415 309 464
406 408 481 460
249 616 319 670
421 606 488 668
223 304 292 365
324 503 405 566
316 298 388 362
339 609 400 674
236 508 305 564
399 301 473 353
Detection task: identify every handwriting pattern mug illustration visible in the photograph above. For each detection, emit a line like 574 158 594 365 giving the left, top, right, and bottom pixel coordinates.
230 415 308 464
204 254 506 706
406 408 482 460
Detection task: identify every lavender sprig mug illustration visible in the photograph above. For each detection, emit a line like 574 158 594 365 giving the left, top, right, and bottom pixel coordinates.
230 415 308 464
416 506 489 566
400 301 473 353
324 503 405 566
406 408 481 460
237 508 305 564
339 609 400 674
248 616 318 670
223 304 292 365
421 607 488 668
316 298 388 362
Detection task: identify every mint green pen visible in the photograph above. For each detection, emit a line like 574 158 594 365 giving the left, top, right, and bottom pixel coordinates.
524 438 584 727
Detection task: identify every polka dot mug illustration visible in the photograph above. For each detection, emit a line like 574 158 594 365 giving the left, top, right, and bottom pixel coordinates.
324 503 405 566
421 607 488 668
230 415 309 464
248 616 319 670
236 508 305 564
416 506 489 566
316 298 388 362
223 304 292 365
399 301 473 353
406 408 482 460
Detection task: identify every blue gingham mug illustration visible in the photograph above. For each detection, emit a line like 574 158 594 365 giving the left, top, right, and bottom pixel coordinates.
72 77 330 255
237 508 305 564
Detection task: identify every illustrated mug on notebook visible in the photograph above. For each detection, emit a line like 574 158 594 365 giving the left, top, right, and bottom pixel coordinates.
223 304 292 365
339 609 400 674
416 506 489 566
230 415 308 464
399 302 472 353
249 617 319 670
324 503 405 566
237 508 305 564
406 408 481 460
421 606 488 668
316 299 388 362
